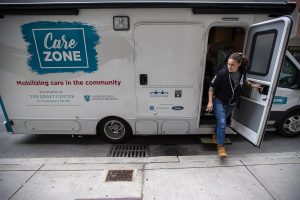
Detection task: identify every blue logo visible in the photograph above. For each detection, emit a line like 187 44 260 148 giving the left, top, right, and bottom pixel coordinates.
84 95 91 102
149 106 155 110
172 106 184 111
21 21 100 74
273 96 287 104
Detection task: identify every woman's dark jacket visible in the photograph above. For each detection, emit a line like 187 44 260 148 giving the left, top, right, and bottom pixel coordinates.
210 66 246 105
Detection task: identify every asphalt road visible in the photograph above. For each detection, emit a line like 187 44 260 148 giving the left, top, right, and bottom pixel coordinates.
1 109 299 159
0 129 300 159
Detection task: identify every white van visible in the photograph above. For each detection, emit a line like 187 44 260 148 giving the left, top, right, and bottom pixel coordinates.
0 0 299 146
268 51 300 136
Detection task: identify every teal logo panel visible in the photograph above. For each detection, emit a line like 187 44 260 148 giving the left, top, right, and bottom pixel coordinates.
273 96 287 104
21 21 100 74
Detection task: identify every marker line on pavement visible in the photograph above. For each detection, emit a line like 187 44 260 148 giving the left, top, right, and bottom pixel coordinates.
25 163 45 183
240 160 277 200
8 164 45 199
8 185 24 200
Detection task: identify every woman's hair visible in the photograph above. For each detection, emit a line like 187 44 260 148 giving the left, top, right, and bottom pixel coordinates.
228 52 248 74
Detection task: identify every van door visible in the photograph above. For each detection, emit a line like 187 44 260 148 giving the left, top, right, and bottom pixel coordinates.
134 23 204 118
231 16 292 147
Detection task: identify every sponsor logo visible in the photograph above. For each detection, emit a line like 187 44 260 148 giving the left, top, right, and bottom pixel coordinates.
150 90 169 97
172 106 184 110
21 21 100 74
84 95 91 102
273 96 287 104
83 95 118 102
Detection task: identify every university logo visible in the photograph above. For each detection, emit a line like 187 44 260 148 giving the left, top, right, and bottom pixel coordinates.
21 21 100 74
84 95 91 102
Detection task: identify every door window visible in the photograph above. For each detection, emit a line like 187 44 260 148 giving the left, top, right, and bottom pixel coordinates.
248 30 277 76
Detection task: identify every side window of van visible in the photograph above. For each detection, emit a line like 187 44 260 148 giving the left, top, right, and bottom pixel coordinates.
278 57 298 88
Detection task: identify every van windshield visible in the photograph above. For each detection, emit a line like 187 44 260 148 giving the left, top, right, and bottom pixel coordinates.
278 57 298 88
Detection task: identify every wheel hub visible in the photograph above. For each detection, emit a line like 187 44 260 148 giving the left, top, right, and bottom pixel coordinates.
110 123 122 134
104 120 126 139
283 115 300 133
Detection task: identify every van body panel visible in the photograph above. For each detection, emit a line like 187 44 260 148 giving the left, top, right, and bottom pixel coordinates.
134 23 204 118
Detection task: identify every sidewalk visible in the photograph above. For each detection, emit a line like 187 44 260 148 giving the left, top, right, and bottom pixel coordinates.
0 152 300 200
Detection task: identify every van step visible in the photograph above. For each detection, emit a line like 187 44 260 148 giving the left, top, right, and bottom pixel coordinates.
200 137 232 144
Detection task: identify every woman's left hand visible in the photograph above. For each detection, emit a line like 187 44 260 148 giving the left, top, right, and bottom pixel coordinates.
251 83 261 89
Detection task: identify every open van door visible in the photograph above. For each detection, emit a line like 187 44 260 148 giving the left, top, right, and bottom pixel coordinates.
231 16 292 147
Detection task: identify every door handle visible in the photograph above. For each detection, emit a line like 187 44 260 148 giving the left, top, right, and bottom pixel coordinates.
140 74 148 85
259 85 269 95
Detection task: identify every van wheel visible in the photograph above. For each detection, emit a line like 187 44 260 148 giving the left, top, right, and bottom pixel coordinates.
276 110 300 137
97 117 132 143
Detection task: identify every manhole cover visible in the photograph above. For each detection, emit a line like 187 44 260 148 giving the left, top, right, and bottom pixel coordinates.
105 170 133 181
107 144 149 157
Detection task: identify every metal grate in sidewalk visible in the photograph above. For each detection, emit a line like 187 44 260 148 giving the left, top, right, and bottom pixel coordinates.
107 144 149 157
105 170 133 181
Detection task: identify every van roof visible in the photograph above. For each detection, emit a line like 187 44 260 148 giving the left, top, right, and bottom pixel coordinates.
0 0 294 3
0 0 296 16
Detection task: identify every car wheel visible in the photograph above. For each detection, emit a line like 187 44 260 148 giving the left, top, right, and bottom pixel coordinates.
97 117 132 143
276 110 300 137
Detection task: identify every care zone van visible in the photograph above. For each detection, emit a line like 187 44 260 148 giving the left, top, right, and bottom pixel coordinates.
0 0 299 146
268 50 300 137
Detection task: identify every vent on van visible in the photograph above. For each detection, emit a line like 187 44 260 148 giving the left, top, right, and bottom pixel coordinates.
108 144 149 157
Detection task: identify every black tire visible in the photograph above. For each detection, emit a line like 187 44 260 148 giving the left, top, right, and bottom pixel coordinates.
276 110 300 137
97 117 132 143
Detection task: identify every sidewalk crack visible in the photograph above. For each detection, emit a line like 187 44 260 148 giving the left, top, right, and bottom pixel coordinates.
25 163 44 183
140 163 146 200
8 163 44 200
241 160 277 200
8 185 23 200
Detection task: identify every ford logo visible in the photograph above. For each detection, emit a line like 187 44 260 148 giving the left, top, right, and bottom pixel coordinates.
172 106 184 110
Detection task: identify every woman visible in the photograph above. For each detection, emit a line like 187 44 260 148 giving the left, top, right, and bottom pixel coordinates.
206 52 261 158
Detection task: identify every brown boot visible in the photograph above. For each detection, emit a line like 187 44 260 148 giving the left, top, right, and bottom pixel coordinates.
212 133 217 144
217 145 227 158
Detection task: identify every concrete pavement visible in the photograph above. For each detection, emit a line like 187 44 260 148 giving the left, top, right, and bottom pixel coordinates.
1 152 300 200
